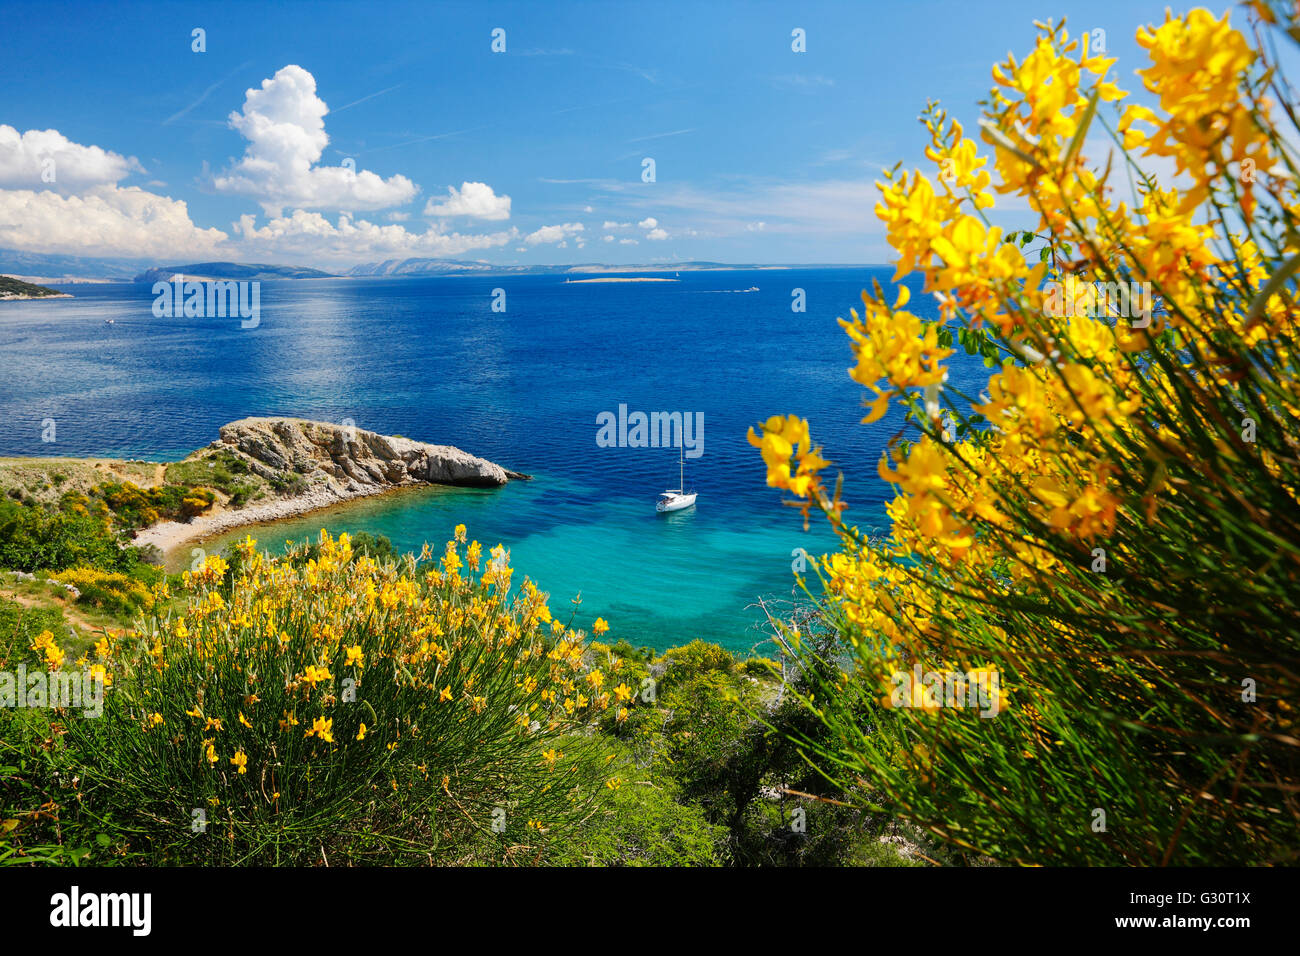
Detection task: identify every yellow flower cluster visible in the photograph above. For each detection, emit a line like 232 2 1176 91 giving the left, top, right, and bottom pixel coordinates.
114 529 613 797
753 8 1300 728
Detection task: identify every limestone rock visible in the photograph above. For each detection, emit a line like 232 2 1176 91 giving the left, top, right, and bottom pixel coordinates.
210 417 528 492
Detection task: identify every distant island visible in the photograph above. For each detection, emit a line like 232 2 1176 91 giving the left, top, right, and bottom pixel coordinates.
0 246 877 284
565 277 679 283
0 275 71 300
132 262 338 283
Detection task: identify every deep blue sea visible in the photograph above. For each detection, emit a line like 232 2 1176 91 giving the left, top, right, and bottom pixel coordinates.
0 268 975 652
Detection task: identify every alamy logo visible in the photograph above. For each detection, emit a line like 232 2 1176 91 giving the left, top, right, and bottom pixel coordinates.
1 665 103 717
889 663 1002 717
49 886 151 936
1044 277 1153 328
152 273 260 328
596 404 704 458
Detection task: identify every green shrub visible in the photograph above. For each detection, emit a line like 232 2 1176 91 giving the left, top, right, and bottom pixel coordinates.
0 499 136 573
57 530 616 865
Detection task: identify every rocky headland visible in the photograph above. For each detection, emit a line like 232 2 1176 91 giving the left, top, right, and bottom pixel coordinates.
131 417 527 553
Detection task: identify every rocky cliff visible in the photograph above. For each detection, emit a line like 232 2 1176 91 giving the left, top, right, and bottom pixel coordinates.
132 418 527 555
208 417 528 491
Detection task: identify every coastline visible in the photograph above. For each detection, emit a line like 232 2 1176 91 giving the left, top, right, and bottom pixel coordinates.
139 480 449 563
565 277 679 283
0 417 529 560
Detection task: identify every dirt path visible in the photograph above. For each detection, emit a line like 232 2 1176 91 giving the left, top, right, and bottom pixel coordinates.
0 587 121 636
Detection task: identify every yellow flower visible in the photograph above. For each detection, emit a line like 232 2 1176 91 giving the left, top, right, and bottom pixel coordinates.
344 644 364 667
301 664 333 687
44 643 66 671
305 716 334 743
746 414 830 499
231 751 248 774
356 722 367 741
592 617 610 636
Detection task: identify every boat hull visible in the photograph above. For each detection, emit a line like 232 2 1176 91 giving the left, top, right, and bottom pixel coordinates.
656 493 697 513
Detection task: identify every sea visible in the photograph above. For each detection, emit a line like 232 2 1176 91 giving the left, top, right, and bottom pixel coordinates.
0 267 979 653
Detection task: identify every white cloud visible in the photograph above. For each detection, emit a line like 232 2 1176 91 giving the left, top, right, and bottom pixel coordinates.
602 235 615 242
635 216 669 240
0 185 227 257
0 125 143 193
583 205 593 213
234 209 517 263
523 222 584 245
423 181 511 220
212 65 417 215
602 220 630 229
619 238 638 245
387 211 410 221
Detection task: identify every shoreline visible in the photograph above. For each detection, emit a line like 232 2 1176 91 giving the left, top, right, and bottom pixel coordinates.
108 416 528 559
135 479 455 559
564 277 679 283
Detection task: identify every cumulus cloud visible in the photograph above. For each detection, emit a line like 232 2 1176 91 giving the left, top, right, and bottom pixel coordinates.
602 235 615 242
0 125 143 193
423 181 511 220
212 65 417 215
523 222 584 245
0 185 227 257
619 238 638 245
602 220 630 229
233 209 518 262
634 215 668 239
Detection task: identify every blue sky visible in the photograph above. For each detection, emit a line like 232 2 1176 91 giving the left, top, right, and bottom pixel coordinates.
0 0 1240 268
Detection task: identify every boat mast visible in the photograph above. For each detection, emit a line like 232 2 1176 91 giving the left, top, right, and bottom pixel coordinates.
679 445 684 491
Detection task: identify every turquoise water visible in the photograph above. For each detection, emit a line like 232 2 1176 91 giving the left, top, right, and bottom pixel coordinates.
0 268 976 651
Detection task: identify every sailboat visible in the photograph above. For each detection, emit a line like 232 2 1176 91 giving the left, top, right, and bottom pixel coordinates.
656 446 697 513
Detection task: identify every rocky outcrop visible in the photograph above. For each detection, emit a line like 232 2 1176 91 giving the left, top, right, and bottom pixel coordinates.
131 418 527 555
208 417 528 491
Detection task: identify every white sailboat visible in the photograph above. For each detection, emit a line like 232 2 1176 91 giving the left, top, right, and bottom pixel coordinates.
656 446 697 513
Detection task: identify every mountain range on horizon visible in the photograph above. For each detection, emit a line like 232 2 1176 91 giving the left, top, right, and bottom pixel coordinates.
0 248 872 283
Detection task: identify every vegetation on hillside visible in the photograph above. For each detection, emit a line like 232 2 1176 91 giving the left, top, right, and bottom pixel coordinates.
0 523 933 866
0 276 65 299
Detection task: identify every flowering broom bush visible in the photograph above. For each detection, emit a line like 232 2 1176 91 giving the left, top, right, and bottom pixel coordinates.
752 4 1300 865
57 529 618 864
